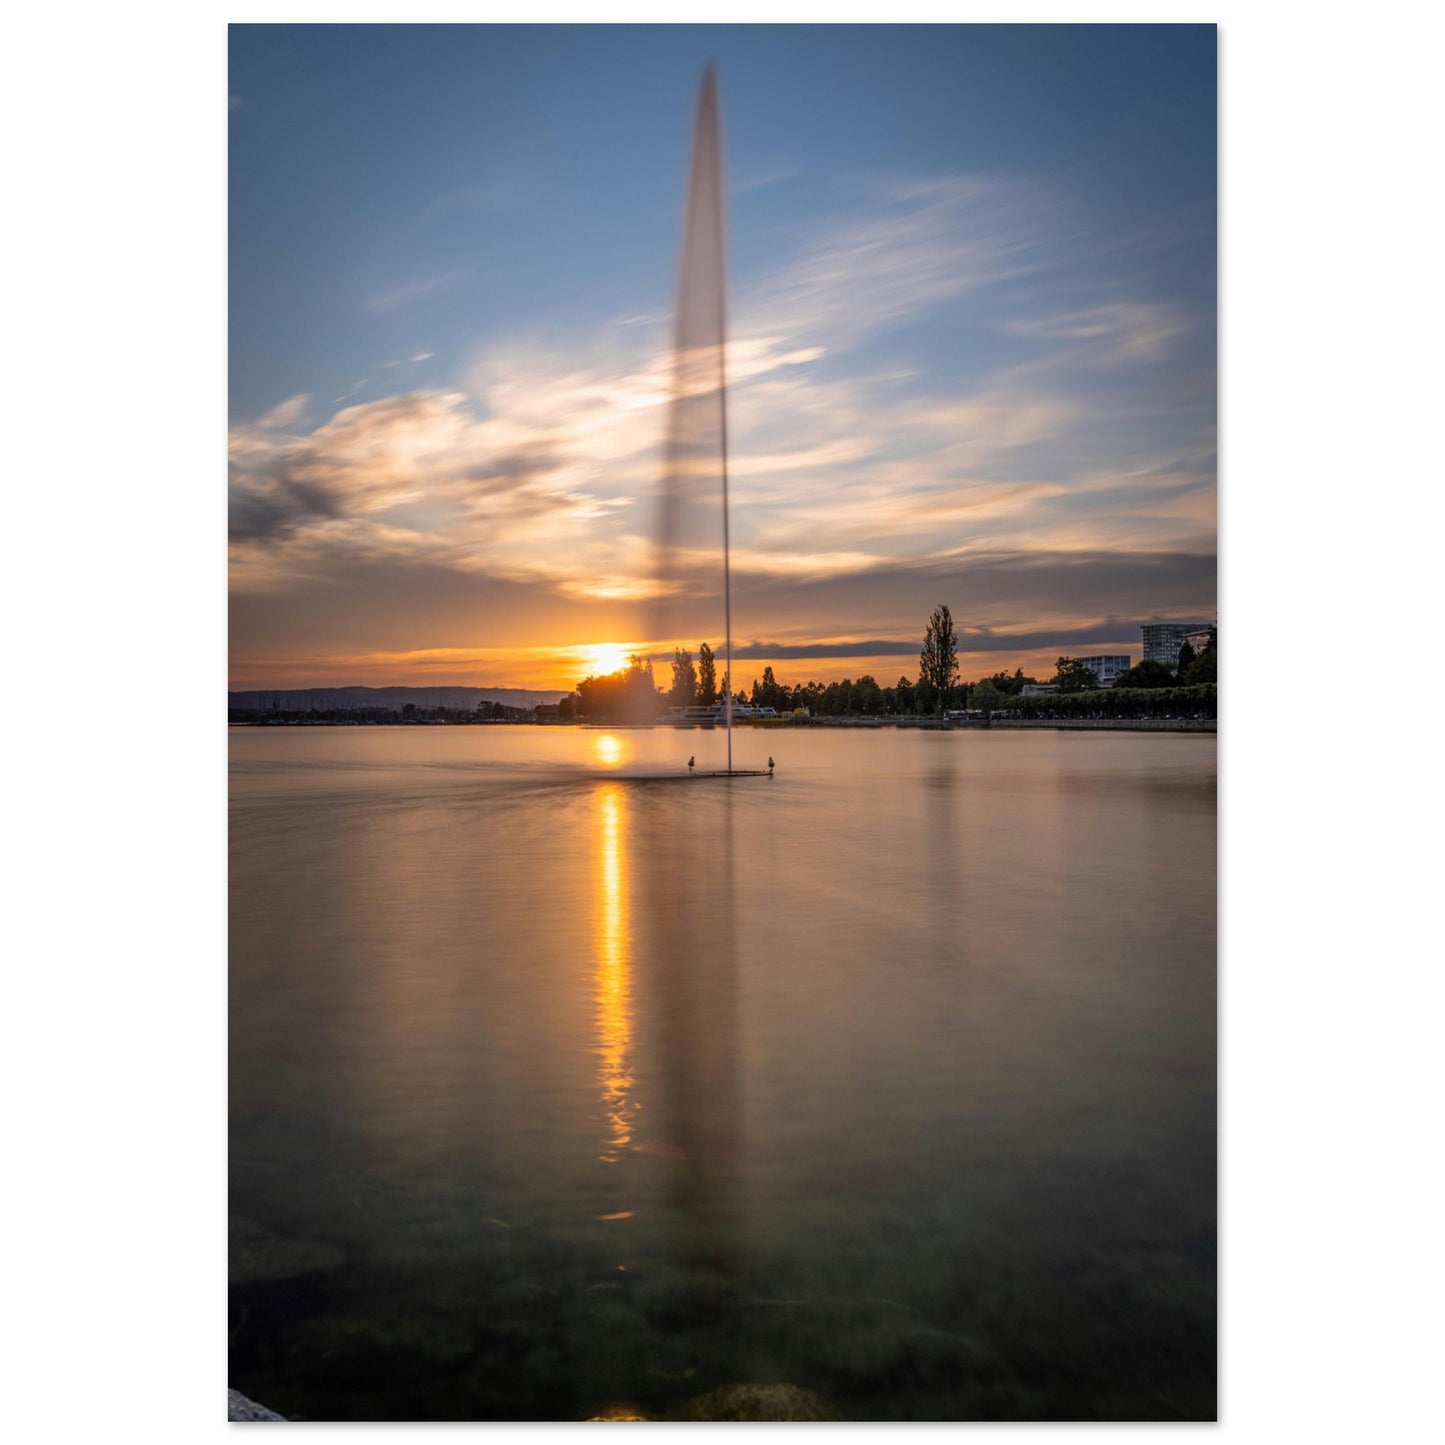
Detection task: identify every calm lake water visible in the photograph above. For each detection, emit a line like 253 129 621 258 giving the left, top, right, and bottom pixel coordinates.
229 725 1216 1421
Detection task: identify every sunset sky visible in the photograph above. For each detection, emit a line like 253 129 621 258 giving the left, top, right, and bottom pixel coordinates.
229 23 1216 693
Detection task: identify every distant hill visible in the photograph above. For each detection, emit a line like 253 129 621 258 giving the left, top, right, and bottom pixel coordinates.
229 685 567 711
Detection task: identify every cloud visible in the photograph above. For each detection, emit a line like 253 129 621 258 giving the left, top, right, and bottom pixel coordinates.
366 270 467 314
255 394 309 430
1001 302 1193 365
713 618 1162 663
228 387 636 594
737 174 1057 351
233 168 1214 682
731 162 799 195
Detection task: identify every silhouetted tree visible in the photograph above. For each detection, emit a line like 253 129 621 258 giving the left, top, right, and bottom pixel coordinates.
970 678 1008 713
919 604 959 711
1004 683 1215 720
577 656 664 722
669 647 698 708
1181 629 1216 686
983 667 1038 696
1115 659 1176 690
751 666 786 710
854 675 884 715
696 643 718 706
1052 656 1101 693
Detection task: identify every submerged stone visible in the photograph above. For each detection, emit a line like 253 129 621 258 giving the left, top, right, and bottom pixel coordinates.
680 1383 840 1421
230 1215 345 1286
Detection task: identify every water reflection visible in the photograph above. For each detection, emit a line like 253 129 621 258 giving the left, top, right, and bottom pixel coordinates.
640 789 743 1276
231 729 1216 1420
593 784 637 1163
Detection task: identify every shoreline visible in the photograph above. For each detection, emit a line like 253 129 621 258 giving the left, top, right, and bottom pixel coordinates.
229 717 1216 733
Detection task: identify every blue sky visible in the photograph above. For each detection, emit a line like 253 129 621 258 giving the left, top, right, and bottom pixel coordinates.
229 23 1216 690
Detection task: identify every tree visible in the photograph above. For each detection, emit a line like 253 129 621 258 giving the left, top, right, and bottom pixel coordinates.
696 642 718 706
919 604 960 711
577 656 664 722
1181 629 1216 686
1052 656 1100 693
988 667 1038 696
751 665 785 710
794 680 824 715
1177 640 1196 676
1115 659 1175 690
970 678 1007 713
854 675 884 715
668 647 698 708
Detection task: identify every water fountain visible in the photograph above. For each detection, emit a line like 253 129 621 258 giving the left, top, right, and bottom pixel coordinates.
654 65 768 779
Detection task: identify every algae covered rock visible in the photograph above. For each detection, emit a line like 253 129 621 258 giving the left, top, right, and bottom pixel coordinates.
227 1387 286 1421
680 1382 840 1421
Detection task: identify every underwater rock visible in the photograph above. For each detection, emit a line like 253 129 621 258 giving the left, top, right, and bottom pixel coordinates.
227 1388 286 1421
679 1383 840 1421
230 1215 345 1286
280 1307 479 1377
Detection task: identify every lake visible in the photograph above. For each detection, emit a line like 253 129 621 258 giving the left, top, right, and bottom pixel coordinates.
229 724 1216 1421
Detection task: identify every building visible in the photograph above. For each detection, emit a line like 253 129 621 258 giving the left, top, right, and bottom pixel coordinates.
1141 622 1208 669
1019 683 1057 697
1075 654 1131 688
1183 625 1216 654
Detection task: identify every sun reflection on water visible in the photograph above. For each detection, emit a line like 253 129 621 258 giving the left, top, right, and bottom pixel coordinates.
594 734 623 767
594 784 637 1163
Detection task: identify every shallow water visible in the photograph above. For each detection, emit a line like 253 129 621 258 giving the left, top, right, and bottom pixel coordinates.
229 725 1216 1421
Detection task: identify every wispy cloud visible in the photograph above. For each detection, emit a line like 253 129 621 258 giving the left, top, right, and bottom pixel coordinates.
255 394 309 430
1001 302 1193 365
731 161 799 195
366 270 467 314
233 169 1215 676
740 174 1056 351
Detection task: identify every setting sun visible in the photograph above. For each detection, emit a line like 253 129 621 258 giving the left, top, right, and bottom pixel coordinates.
586 643 632 677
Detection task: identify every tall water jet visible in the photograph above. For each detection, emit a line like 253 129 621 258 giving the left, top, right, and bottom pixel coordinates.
654 64 738 772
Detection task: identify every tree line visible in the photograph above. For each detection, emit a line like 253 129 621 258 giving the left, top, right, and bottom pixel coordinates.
568 608 1218 723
